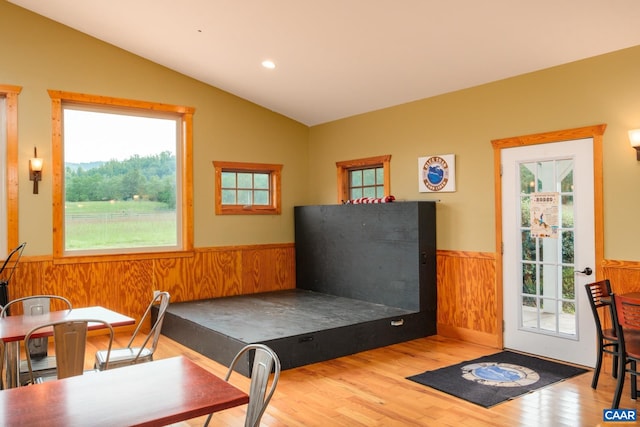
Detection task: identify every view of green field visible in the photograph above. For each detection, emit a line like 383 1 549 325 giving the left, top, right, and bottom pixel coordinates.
65 200 176 250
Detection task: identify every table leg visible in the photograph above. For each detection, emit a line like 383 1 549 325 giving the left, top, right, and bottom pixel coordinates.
5 342 19 388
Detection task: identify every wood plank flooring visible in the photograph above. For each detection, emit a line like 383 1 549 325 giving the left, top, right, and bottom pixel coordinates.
83 333 628 426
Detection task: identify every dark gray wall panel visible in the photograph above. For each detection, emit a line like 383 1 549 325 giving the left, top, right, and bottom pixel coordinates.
295 201 436 313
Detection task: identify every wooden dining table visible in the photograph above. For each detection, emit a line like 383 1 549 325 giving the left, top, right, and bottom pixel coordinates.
0 356 249 426
0 306 135 388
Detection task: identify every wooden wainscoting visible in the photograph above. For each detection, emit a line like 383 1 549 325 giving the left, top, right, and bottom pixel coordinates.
436 250 500 348
603 259 640 293
11 245 507 349
434 254 640 351
8 243 296 325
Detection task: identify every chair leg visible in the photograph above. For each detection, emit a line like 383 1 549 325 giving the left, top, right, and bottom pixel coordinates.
592 343 603 389
203 413 213 427
613 348 619 379
632 360 638 400
612 359 626 409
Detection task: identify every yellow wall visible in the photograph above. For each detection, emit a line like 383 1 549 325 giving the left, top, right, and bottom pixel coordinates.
0 1 309 255
309 46 640 259
4 1 640 263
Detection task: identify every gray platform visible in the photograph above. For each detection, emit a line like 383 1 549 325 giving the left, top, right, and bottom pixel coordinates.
166 289 413 341
159 289 429 376
159 202 437 376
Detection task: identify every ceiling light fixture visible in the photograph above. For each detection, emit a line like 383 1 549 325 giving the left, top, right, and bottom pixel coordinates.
261 60 276 70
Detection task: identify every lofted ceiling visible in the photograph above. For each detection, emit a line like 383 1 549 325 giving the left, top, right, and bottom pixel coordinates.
9 0 640 126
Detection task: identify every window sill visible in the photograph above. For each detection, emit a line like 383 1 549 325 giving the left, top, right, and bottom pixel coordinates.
216 206 281 215
53 250 195 265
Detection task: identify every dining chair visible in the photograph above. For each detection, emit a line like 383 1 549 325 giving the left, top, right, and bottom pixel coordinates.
1 294 72 318
24 319 113 384
1 294 73 383
611 293 640 409
94 291 170 370
585 280 620 389
203 343 281 427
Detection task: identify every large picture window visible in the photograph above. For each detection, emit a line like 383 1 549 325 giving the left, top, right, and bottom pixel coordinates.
49 91 194 258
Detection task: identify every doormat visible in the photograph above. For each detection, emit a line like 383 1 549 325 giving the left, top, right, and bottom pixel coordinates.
406 351 588 408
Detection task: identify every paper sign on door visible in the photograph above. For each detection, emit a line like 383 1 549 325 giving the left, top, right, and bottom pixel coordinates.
530 192 559 239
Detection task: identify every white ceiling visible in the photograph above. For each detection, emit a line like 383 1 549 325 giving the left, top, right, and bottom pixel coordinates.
9 0 640 126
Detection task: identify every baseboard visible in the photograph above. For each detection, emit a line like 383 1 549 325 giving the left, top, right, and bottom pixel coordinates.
437 323 501 348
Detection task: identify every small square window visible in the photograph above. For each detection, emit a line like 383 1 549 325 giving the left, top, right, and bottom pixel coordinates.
339 156 390 203
214 161 282 215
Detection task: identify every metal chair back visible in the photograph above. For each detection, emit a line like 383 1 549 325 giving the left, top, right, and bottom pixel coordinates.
1 295 72 360
0 295 72 318
25 319 113 384
129 291 171 356
95 291 170 370
204 343 281 427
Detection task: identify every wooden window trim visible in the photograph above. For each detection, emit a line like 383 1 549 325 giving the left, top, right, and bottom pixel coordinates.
48 90 194 260
0 85 21 250
336 155 391 203
213 161 282 215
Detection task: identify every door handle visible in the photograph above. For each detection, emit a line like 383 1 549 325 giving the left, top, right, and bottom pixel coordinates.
575 267 593 276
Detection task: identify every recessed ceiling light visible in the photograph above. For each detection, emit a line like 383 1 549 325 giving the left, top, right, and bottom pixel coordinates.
261 60 276 69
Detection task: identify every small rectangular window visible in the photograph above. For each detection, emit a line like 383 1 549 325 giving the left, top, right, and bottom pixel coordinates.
214 161 282 215
336 155 391 203
221 171 271 206
349 167 385 199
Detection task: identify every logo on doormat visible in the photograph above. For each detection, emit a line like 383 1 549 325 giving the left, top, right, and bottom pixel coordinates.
461 362 540 387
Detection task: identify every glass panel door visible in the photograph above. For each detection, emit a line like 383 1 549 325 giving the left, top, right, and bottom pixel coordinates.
518 159 576 338
502 137 595 367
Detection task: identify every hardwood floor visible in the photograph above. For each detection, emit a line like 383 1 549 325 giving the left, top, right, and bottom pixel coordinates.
84 333 628 426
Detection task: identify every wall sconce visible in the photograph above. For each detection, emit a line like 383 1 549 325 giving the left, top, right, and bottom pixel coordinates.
29 146 43 194
629 129 640 161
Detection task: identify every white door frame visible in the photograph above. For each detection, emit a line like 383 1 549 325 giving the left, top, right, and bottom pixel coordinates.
492 124 606 354
502 139 595 365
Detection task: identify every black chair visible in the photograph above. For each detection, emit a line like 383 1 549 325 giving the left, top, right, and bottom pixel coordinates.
585 280 620 389
611 293 640 409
